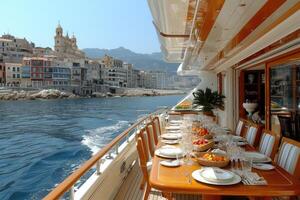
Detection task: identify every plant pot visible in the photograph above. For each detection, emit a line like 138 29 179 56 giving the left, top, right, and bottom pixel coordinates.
203 111 215 117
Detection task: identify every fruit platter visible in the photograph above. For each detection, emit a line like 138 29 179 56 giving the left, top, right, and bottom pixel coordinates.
192 127 213 139
194 152 230 167
174 100 192 110
193 138 214 151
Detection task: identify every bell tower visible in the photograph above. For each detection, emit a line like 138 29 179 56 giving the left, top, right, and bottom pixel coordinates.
54 22 64 53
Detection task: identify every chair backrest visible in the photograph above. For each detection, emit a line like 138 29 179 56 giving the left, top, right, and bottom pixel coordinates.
235 119 245 136
245 124 258 146
145 122 156 157
276 137 300 177
153 116 162 136
137 128 151 162
136 137 149 182
258 129 279 159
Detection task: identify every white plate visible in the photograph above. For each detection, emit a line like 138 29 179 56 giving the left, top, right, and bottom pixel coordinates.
162 140 179 145
244 152 272 163
200 168 234 183
165 130 181 134
232 136 245 142
160 160 180 167
253 163 275 170
166 126 181 130
192 169 241 185
169 120 182 123
155 147 184 159
161 133 182 140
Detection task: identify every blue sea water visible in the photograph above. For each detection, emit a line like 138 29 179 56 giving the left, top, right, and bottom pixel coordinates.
0 95 184 200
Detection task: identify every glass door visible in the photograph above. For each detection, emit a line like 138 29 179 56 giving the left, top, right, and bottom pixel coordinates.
268 60 300 141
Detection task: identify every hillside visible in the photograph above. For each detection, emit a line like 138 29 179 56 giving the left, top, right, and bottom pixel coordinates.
82 47 179 74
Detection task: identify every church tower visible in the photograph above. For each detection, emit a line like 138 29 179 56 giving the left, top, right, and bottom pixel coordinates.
71 33 77 48
54 23 64 53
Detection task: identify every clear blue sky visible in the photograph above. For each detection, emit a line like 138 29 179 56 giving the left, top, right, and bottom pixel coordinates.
0 0 160 54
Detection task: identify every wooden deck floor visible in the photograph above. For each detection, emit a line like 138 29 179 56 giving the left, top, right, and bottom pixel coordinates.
114 161 202 200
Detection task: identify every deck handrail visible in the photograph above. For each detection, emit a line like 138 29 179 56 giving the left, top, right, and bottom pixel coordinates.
43 108 167 200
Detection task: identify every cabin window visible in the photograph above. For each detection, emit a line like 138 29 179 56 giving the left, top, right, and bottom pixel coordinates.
268 60 300 141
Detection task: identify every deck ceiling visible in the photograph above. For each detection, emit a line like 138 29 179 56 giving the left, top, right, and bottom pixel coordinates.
148 0 300 73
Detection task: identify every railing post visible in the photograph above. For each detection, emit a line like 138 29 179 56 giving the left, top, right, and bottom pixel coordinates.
96 159 101 175
115 143 119 155
69 185 75 200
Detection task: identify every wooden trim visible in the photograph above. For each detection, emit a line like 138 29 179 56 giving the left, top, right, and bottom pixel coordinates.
237 29 300 67
152 22 189 38
159 32 190 38
197 0 225 42
208 0 299 70
43 114 150 200
239 70 246 118
185 0 224 53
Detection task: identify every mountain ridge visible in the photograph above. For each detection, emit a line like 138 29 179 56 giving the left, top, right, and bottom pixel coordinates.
82 47 179 74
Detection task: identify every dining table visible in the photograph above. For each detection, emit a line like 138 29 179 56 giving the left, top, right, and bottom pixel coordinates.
149 129 300 200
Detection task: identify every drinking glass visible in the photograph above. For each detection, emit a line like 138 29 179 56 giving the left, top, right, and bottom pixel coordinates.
242 158 252 173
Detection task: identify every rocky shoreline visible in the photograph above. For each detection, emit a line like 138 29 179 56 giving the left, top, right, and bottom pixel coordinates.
0 89 78 101
0 88 185 101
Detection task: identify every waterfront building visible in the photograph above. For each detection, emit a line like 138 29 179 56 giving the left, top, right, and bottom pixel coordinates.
132 69 139 88
102 55 123 68
0 34 34 63
148 70 166 89
0 58 5 84
54 24 85 58
123 63 133 88
5 63 22 86
85 59 102 85
33 47 54 56
20 60 31 87
52 67 71 87
102 55 127 87
23 57 52 88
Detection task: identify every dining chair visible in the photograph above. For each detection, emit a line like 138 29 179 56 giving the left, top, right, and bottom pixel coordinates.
153 116 162 136
136 128 153 190
136 137 201 200
145 122 156 157
235 119 246 136
245 123 259 146
276 137 300 178
258 129 279 159
136 137 152 200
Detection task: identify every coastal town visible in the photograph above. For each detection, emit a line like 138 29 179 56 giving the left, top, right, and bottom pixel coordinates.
0 23 189 100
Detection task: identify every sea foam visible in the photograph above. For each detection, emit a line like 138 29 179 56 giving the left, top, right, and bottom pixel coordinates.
82 120 130 155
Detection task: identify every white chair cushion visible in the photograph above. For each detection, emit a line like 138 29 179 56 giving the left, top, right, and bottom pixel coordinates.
259 133 275 157
277 142 300 174
246 127 257 146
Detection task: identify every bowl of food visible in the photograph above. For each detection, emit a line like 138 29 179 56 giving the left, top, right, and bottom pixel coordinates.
193 138 214 151
195 152 230 167
194 128 213 139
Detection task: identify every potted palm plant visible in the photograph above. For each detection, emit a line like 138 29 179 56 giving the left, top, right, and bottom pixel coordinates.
192 88 225 116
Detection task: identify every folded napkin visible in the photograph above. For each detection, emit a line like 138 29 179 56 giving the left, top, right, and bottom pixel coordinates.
243 172 267 185
201 167 234 182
